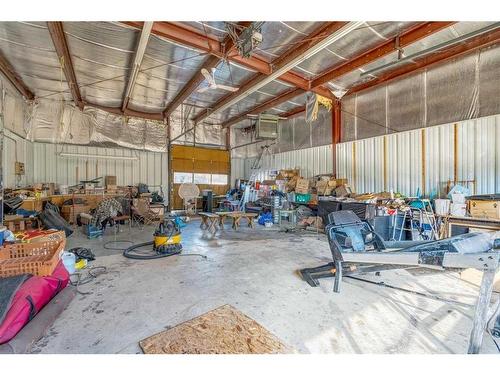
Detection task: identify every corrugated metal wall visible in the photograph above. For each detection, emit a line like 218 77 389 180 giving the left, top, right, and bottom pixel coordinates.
3 129 34 188
337 114 500 197
2 134 168 195
32 143 168 194
233 144 334 181
230 158 246 187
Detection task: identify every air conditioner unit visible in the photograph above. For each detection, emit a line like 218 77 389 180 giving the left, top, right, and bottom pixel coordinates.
256 114 279 139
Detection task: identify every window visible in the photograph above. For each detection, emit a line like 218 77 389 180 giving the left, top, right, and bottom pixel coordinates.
211 174 228 185
173 172 228 185
173 172 193 184
193 173 211 184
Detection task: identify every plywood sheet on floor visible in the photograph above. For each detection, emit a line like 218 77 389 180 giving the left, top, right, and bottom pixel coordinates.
139 304 290 354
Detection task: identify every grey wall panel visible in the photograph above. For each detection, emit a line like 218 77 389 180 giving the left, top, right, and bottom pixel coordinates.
16 142 170 198
336 114 500 197
236 144 333 181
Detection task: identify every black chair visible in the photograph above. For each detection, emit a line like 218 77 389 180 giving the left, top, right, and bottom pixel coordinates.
299 210 386 291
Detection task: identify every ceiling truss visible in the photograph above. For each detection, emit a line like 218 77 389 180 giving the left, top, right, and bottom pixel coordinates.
1 20 496 131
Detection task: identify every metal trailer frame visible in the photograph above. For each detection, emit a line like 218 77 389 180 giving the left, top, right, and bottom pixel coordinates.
299 211 500 354
301 249 500 354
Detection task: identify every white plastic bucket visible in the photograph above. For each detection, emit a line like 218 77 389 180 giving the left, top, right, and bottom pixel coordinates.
61 252 76 274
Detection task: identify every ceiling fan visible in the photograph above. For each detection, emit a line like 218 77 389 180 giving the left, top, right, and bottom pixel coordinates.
197 68 239 93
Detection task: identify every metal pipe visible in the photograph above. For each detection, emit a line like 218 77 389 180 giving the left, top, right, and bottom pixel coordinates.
361 22 500 78
230 139 266 150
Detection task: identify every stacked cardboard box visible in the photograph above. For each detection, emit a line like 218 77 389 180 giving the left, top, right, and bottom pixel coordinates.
314 177 349 196
276 169 301 193
61 204 91 224
295 178 310 194
105 176 117 189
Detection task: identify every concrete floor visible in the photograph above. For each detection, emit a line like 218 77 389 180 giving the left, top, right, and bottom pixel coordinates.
30 220 499 354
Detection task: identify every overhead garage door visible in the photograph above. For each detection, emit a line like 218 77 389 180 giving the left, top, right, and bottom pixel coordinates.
170 145 230 210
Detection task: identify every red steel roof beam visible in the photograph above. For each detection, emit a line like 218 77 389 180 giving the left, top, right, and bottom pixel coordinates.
0 51 34 100
281 105 306 120
221 88 305 128
347 28 500 95
122 22 332 100
47 22 84 110
193 22 349 124
311 22 455 88
162 22 252 118
84 102 164 121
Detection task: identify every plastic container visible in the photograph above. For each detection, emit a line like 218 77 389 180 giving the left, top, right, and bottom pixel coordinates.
451 193 466 204
434 199 451 215
450 203 467 217
0 233 66 277
61 251 76 274
295 193 311 203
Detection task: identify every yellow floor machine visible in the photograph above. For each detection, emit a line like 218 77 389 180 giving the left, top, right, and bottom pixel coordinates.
123 217 183 259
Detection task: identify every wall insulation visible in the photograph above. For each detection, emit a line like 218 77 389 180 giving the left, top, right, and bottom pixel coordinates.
231 106 332 159
341 44 500 142
336 114 500 197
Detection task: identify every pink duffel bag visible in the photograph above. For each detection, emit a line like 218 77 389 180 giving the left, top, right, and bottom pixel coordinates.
0 261 69 344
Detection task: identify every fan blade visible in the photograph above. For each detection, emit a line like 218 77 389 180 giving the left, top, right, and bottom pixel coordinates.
216 84 239 92
201 68 214 85
197 86 210 93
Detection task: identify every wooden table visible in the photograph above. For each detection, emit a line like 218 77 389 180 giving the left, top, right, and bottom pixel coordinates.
199 212 220 234
215 211 242 229
226 212 258 230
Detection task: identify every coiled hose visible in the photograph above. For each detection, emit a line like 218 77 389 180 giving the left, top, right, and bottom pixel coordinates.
122 241 182 260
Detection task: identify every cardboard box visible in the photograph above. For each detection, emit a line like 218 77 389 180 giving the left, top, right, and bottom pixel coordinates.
315 180 328 195
469 199 500 219
295 178 310 194
335 184 352 197
105 175 117 187
276 169 299 180
285 175 299 192
61 204 90 224
47 183 56 196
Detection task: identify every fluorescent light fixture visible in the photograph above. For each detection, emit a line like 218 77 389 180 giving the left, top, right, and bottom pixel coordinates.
197 21 364 122
59 152 138 161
